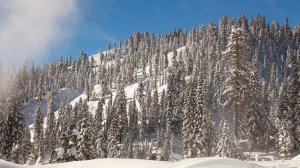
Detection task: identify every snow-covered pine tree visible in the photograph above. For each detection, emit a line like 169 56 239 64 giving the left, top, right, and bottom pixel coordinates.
10 143 24 164
128 99 138 140
148 89 159 134
216 119 237 158
2 95 26 160
161 71 175 161
67 125 79 161
193 65 215 157
286 47 300 150
114 84 128 143
45 91 56 163
181 80 195 158
94 99 103 135
77 100 94 160
93 99 106 159
77 119 94 160
33 106 44 156
107 110 119 158
293 48 300 148
276 77 295 159
246 53 267 150
220 25 250 138
22 124 32 163
95 130 107 158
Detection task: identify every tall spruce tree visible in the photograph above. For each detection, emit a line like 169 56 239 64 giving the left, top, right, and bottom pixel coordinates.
220 25 250 138
246 54 267 150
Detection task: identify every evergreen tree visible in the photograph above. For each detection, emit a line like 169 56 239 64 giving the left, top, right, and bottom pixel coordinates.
276 77 295 159
107 111 119 158
220 25 250 138
181 81 195 158
161 71 175 161
216 119 237 158
45 91 56 163
33 106 44 155
77 119 94 160
193 70 215 157
2 95 26 160
246 54 266 150
114 85 128 143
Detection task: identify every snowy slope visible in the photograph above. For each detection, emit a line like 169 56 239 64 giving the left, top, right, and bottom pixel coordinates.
24 88 81 124
2 157 300 168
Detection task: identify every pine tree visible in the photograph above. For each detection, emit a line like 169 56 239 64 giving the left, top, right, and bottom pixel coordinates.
95 130 107 158
2 95 26 160
216 119 237 158
161 71 175 161
77 119 94 160
286 48 300 149
278 119 294 159
193 70 215 157
45 91 56 163
10 143 24 164
246 54 266 150
107 111 119 158
221 25 250 138
94 99 103 135
21 125 32 164
33 106 44 156
67 126 79 161
276 77 295 159
181 80 195 158
114 85 128 143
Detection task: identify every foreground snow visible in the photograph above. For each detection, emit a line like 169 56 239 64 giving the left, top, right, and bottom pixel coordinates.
1 157 300 168
0 158 170 168
166 157 263 168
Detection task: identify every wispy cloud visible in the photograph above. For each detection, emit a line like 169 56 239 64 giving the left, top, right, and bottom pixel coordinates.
95 30 118 43
0 0 79 67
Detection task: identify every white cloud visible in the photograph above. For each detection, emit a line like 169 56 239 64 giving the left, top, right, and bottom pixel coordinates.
0 0 78 67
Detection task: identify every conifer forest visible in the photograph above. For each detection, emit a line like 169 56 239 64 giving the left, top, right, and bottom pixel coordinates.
0 14 300 165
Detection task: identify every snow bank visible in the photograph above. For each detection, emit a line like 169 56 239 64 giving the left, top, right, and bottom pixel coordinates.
0 159 20 168
165 157 263 168
3 157 300 168
291 154 300 161
0 158 170 168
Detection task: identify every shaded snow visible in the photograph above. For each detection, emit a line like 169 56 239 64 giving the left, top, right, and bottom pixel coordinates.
24 88 81 124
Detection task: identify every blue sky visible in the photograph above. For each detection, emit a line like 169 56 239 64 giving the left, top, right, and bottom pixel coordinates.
2 0 298 66
56 0 298 60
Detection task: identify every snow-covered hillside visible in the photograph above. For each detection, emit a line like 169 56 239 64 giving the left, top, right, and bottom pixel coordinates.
24 88 81 124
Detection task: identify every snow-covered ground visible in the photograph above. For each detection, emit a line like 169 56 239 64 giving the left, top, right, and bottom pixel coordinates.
0 158 170 168
1 157 300 168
